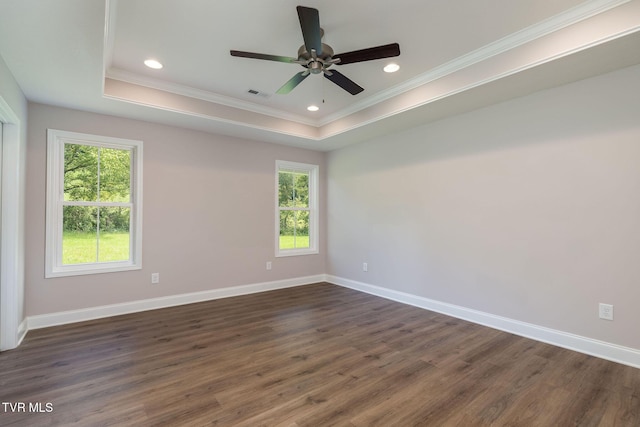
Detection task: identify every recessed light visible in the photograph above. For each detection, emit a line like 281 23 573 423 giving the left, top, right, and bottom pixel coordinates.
307 105 319 112
383 63 400 73
144 59 163 70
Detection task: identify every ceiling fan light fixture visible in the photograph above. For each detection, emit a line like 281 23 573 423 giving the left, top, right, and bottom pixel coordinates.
144 59 163 69
384 63 400 73
307 105 319 112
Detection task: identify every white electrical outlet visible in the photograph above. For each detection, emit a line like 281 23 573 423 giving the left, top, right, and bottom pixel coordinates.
363 262 368 272
266 261 272 271
599 303 613 321
151 273 160 284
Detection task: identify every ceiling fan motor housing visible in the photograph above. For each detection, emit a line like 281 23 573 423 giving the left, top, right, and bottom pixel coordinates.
298 43 335 74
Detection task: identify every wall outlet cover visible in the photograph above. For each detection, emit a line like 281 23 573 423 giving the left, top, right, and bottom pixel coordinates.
599 303 613 321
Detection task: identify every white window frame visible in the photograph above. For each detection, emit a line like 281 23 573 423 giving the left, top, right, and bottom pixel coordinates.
45 129 143 278
275 160 319 257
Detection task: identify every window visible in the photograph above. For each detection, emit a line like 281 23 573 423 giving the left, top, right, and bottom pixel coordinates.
45 129 142 277
276 160 318 257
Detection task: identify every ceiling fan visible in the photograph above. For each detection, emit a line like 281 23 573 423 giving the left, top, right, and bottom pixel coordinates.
230 6 400 96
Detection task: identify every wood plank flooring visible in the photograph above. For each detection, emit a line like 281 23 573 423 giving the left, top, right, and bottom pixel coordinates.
1 282 639 426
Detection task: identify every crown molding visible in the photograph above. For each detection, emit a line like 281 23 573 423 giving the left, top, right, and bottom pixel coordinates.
105 67 317 126
102 0 118 95
318 0 632 126
103 78 322 143
319 25 640 141
103 0 316 127
102 0 632 135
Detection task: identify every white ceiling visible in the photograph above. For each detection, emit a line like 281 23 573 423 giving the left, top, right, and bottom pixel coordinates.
1 0 639 151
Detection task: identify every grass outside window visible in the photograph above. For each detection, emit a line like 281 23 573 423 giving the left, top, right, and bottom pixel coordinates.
62 231 130 264
279 235 310 250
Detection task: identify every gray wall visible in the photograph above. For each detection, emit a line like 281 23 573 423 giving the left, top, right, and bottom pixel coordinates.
25 103 326 316
327 64 640 350
19 62 640 354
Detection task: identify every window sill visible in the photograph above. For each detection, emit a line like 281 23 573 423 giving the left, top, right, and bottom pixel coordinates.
275 248 319 258
45 263 141 278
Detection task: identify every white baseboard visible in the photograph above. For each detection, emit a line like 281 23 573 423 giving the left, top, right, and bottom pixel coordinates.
326 275 640 369
28 274 326 330
16 319 28 347
24 273 640 369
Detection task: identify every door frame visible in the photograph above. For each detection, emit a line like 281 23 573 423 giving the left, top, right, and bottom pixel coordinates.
0 95 25 351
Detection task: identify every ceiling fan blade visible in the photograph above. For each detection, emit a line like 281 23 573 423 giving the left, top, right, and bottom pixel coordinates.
297 6 322 55
276 71 310 94
324 70 364 95
334 43 400 65
230 50 297 64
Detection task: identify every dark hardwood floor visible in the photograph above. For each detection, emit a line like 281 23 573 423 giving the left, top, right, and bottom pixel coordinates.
1 282 639 426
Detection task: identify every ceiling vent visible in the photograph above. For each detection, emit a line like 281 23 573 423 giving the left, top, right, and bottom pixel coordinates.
247 89 270 98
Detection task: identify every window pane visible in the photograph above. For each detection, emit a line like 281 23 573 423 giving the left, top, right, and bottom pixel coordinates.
64 144 98 201
293 172 309 208
62 206 97 264
278 169 310 209
296 210 310 248
100 148 131 202
98 207 130 262
279 210 310 250
279 210 295 249
278 170 294 207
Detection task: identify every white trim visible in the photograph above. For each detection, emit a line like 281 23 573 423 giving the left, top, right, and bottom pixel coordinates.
27 275 326 330
45 129 143 278
21 273 640 368
326 275 640 369
102 78 321 141
103 0 312 126
102 0 119 96
319 0 632 126
102 0 630 129
0 96 23 351
105 68 316 126
319 27 640 142
16 319 27 347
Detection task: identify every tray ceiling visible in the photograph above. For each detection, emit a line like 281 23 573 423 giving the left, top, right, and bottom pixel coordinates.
1 0 639 150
